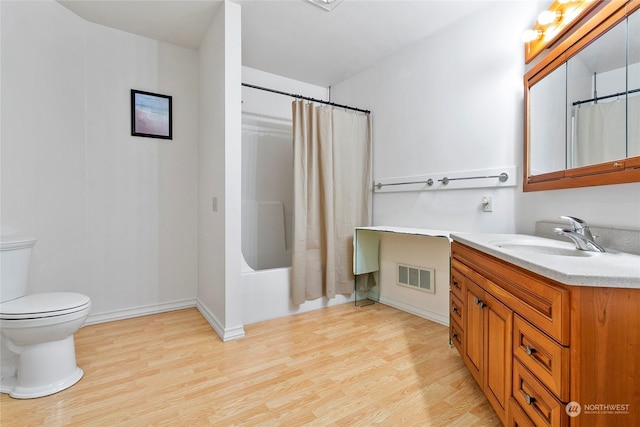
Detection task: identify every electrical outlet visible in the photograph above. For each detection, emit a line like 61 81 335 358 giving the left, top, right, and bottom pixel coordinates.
212 196 218 212
482 196 493 212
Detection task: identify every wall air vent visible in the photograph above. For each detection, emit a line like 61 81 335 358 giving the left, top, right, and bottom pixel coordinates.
397 263 435 294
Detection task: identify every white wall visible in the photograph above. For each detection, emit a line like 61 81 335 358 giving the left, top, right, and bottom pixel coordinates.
197 1 245 341
331 2 535 234
1 1 199 322
515 183 640 234
242 67 329 118
331 1 640 235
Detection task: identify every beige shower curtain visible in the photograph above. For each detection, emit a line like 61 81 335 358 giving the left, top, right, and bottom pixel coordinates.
574 100 626 167
573 96 640 167
291 100 371 305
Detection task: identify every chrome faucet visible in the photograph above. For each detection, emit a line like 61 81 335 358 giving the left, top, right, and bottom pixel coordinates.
554 216 605 252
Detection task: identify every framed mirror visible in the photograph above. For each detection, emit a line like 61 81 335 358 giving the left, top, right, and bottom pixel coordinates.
524 0 640 191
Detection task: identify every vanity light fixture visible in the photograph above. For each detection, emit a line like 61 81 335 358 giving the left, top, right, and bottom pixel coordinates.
306 0 344 12
523 0 598 64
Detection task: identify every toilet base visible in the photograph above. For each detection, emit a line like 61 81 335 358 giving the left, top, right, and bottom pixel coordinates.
0 335 84 399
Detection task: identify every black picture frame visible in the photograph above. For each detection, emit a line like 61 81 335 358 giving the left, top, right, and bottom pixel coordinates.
131 89 172 140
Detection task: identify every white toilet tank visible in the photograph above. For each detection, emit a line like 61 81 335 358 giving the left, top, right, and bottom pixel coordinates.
0 238 36 303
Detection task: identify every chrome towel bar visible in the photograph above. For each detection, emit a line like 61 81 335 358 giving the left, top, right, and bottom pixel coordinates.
374 172 508 190
438 172 508 185
374 179 434 190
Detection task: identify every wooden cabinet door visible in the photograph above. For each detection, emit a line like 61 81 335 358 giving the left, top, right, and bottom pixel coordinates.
464 278 484 387
508 398 536 427
484 292 513 425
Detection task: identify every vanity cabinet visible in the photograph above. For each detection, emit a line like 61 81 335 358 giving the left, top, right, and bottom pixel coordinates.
450 240 640 427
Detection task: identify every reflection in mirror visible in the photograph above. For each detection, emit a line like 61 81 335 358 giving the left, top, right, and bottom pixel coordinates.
629 10 640 158
568 14 627 168
530 64 567 175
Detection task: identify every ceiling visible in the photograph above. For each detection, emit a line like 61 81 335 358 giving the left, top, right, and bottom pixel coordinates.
59 0 506 87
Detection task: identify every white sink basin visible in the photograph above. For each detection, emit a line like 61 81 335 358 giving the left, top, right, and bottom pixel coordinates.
451 233 640 288
491 240 593 257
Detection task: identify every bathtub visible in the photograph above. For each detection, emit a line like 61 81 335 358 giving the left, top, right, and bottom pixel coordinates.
241 255 354 325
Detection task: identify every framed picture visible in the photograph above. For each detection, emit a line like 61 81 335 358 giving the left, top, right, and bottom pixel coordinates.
131 89 172 139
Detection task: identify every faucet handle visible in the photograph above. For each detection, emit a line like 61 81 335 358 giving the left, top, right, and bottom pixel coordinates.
559 216 597 241
559 216 587 230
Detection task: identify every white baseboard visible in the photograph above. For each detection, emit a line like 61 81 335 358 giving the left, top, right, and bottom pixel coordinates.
84 298 197 326
196 299 246 342
378 296 449 327
83 298 246 342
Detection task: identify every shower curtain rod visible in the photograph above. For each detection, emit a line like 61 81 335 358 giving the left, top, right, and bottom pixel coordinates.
242 83 371 114
573 87 640 106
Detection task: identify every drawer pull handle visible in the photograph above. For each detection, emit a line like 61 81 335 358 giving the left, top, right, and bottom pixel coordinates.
474 298 486 308
452 280 460 288
524 345 536 356
452 306 458 313
524 394 536 405
452 332 458 339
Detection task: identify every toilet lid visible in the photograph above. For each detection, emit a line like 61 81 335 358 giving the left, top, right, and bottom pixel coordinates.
0 292 90 320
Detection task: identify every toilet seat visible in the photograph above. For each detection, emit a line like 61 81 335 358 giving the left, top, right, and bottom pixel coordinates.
0 292 90 320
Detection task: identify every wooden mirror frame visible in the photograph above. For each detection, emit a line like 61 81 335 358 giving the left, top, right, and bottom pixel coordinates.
524 0 640 192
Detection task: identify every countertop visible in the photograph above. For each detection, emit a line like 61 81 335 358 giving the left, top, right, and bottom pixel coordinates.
355 226 453 239
451 233 640 288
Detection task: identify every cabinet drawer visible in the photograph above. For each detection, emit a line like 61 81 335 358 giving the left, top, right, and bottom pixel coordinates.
513 360 568 427
513 315 569 401
450 291 464 327
450 267 465 300
450 316 464 355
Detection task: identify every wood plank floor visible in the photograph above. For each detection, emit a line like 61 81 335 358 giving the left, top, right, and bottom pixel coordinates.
1 303 500 426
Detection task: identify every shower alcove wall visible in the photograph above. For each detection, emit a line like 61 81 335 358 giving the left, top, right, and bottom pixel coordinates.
241 113 293 271
240 67 353 325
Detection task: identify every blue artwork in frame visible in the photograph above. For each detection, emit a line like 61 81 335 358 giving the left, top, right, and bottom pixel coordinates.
131 89 172 140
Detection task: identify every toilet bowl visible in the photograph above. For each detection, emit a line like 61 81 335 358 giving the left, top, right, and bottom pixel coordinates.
0 237 91 399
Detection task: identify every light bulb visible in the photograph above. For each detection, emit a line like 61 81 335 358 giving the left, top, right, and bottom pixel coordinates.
522 29 543 43
538 10 562 25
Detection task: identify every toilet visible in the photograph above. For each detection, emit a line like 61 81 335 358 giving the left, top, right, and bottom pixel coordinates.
0 237 91 399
